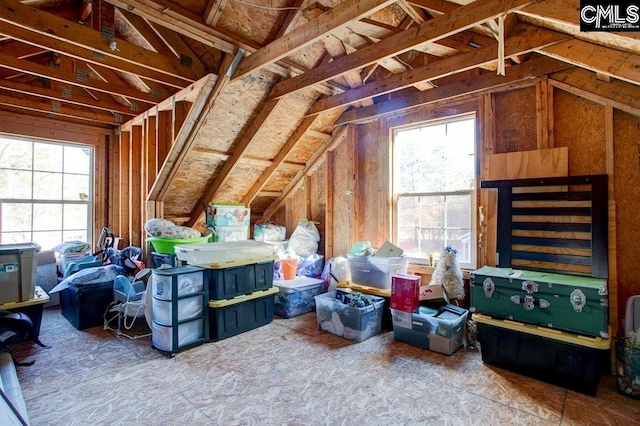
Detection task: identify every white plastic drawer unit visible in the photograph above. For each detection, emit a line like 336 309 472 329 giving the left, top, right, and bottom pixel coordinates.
152 295 204 326
152 319 204 352
152 266 204 301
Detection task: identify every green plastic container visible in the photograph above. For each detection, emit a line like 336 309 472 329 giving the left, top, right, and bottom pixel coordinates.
147 234 211 255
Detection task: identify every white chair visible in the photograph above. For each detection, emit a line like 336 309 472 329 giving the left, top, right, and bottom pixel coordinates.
104 269 152 340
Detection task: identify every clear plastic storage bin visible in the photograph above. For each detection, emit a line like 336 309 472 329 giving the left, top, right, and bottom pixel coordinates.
314 290 385 342
174 240 275 266
347 254 408 289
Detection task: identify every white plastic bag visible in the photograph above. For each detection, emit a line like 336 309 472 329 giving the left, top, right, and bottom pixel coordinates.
288 219 320 256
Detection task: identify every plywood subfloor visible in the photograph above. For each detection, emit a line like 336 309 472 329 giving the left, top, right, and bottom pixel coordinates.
12 306 639 425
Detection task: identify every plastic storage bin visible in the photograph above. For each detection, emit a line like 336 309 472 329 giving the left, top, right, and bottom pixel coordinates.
174 240 275 266
347 255 408 290
336 282 393 331
60 280 115 330
474 313 611 396
147 234 211 255
208 287 278 341
0 243 40 304
207 258 274 300
151 266 208 355
151 252 177 268
274 276 324 318
314 290 385 342
391 305 468 355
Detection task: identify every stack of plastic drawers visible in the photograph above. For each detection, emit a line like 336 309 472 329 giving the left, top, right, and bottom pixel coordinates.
151 266 208 355
207 257 278 341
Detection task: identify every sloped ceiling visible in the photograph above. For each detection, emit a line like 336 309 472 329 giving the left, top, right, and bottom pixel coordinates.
2 0 640 226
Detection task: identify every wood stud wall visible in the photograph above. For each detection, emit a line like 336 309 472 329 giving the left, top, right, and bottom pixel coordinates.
102 68 640 332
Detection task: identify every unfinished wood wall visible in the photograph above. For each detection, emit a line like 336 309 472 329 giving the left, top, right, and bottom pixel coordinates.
280 77 640 333
0 111 112 250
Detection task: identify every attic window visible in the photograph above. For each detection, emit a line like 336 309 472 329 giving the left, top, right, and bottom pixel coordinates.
391 115 477 269
0 136 93 250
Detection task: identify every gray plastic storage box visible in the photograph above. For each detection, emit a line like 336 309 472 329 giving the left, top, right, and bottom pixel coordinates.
0 243 40 304
315 290 385 342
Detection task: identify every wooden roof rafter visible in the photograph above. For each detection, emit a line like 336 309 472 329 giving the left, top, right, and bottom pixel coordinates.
267 0 539 100
0 0 199 87
307 23 570 116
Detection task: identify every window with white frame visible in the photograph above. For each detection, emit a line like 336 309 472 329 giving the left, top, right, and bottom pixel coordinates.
0 136 93 250
392 115 476 269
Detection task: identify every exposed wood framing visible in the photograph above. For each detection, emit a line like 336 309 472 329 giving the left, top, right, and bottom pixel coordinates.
233 0 396 80
261 125 348 222
242 115 320 206
269 0 537 99
0 0 198 86
308 24 569 115
336 56 571 125
187 97 284 226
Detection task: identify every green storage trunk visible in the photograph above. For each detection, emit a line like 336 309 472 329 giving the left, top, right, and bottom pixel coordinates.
470 266 608 338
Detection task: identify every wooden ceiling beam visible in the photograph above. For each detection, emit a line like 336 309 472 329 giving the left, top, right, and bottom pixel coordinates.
539 38 640 86
0 92 124 125
232 0 396 81
308 24 569 115
148 74 219 201
115 8 176 57
187 95 285 227
260 125 348 222
0 52 159 105
203 0 228 26
549 67 640 114
0 78 138 116
0 0 198 86
273 0 315 38
149 22 208 77
335 55 571 125
103 0 305 80
268 0 538 99
106 0 236 52
241 115 320 206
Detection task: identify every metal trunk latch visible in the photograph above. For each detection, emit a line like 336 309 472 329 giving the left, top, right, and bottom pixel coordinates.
570 289 587 312
522 280 538 293
510 295 550 310
483 277 495 298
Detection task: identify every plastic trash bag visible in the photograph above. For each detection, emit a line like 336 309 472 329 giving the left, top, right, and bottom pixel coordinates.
321 256 350 293
49 264 126 293
288 219 320 256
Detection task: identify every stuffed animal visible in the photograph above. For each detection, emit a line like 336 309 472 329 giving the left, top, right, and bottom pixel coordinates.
429 246 465 302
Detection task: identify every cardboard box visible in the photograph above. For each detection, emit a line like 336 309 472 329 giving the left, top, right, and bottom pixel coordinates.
391 274 420 313
419 283 449 303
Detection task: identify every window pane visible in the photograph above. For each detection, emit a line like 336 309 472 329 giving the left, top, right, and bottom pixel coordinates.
33 204 62 231
64 146 91 174
1 231 31 245
33 172 62 200
0 138 32 169
0 170 32 199
63 174 90 201
63 230 87 244
63 204 88 230
1 203 32 232
33 231 63 251
398 194 472 261
34 143 63 172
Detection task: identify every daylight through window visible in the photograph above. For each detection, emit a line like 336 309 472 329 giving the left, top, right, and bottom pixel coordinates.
392 115 476 269
0 136 93 250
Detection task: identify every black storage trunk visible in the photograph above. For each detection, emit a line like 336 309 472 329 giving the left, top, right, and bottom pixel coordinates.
475 313 610 396
60 281 114 330
208 287 278 341
207 259 274 300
